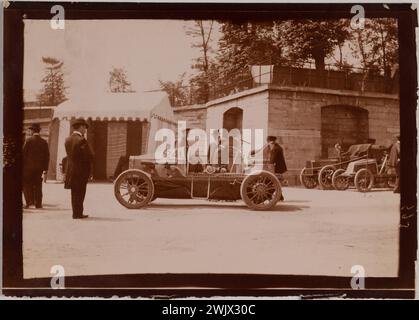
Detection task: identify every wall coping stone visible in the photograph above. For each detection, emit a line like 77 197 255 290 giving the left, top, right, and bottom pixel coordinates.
205 84 399 109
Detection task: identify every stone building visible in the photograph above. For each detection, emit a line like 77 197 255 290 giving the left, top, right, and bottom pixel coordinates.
174 80 399 184
173 104 207 130
205 84 399 183
23 67 399 185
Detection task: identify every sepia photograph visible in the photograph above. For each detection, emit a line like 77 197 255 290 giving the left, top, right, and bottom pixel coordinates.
2 2 417 299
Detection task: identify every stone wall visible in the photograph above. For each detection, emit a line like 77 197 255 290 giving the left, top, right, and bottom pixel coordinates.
171 85 399 186
206 86 269 143
268 89 323 173
173 104 207 130
268 86 399 184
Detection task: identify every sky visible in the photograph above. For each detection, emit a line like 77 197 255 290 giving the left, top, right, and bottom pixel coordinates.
24 19 220 102
23 18 396 102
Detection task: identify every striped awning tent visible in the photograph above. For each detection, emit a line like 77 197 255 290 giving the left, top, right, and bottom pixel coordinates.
54 91 174 122
52 91 176 180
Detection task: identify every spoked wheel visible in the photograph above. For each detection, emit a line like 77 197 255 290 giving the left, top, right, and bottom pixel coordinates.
318 165 336 190
354 168 374 192
114 169 154 209
386 176 397 189
332 168 349 191
240 171 282 210
299 167 318 189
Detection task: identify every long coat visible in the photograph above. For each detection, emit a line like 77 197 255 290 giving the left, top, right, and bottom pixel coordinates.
64 133 93 189
263 143 287 174
23 134 49 177
389 141 400 167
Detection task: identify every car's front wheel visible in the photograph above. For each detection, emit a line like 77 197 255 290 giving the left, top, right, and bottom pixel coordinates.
318 165 336 190
114 169 155 209
332 168 349 191
354 168 374 192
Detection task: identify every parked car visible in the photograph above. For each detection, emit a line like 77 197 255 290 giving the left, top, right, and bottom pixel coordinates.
113 152 284 211
331 144 396 192
300 143 371 189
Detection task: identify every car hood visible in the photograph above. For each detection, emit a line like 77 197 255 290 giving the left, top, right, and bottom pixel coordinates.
130 153 156 162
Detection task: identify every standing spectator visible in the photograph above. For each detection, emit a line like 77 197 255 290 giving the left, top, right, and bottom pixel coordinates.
389 134 400 193
23 123 49 209
266 136 287 175
64 118 93 219
251 135 287 200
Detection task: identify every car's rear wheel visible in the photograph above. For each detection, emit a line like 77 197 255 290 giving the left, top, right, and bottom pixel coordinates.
354 168 374 192
332 168 349 191
240 171 281 210
299 167 318 189
318 165 336 190
114 169 154 209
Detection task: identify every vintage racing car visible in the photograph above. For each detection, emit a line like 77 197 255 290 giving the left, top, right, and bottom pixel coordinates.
113 152 284 211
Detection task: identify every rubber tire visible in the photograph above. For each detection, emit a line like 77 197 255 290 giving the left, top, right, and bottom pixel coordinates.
240 170 282 211
299 167 318 189
354 168 374 193
114 169 155 209
332 168 349 191
318 165 336 190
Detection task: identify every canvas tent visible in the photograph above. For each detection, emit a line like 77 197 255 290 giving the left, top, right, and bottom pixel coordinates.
50 92 175 181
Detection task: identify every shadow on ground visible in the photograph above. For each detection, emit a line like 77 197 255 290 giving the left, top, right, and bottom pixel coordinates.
147 202 309 212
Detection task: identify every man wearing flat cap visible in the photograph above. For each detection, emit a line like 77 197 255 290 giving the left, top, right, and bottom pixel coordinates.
23 123 50 208
64 118 93 219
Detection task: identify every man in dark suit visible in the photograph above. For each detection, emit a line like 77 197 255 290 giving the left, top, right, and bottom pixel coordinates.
267 136 287 200
266 136 287 175
64 118 93 219
23 123 50 209
252 136 287 201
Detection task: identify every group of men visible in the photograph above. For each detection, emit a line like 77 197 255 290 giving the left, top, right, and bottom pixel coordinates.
23 118 93 219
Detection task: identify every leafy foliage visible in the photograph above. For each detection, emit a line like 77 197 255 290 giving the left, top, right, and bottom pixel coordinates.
160 18 399 107
159 73 190 107
349 18 398 77
185 20 215 103
279 19 351 70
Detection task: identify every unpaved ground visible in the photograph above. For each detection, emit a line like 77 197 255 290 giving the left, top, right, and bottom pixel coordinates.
23 182 399 279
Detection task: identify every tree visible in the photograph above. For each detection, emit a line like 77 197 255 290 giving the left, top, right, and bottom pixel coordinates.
159 73 190 107
37 57 67 106
279 19 351 70
185 20 215 103
349 18 398 77
215 21 284 96
109 67 135 93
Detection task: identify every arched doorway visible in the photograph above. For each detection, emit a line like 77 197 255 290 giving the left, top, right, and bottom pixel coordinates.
321 105 369 158
222 107 243 171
